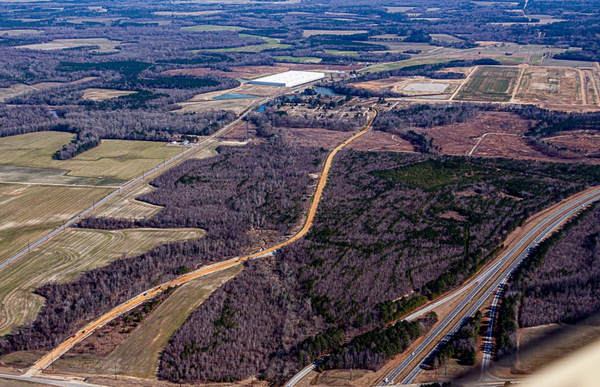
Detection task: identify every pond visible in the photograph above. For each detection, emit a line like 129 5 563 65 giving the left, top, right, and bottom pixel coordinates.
213 93 257 100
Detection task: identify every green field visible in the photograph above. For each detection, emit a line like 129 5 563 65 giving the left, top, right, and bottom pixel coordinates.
275 56 322 63
455 66 521 102
181 24 247 32
54 265 241 378
361 58 453 73
0 131 182 182
492 56 525 64
325 49 358 56
0 227 205 335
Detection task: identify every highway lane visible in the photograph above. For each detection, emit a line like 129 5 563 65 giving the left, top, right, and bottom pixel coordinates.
0 97 269 273
24 109 377 377
376 187 600 385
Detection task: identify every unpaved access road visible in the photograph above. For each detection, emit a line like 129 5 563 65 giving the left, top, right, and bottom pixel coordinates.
21 108 377 378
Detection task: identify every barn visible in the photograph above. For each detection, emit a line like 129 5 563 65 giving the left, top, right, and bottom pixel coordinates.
249 70 326 87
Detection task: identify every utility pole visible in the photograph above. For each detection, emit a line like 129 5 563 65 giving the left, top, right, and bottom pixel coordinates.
246 119 249 141
114 362 117 379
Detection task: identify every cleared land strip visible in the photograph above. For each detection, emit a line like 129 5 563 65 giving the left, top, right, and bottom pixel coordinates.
467 132 520 156
0 97 269 273
378 186 600 385
511 65 526 103
0 228 204 336
23 108 377 377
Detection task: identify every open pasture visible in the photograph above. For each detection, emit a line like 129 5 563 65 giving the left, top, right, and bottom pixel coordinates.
0 183 112 265
0 29 42 36
455 66 521 102
15 38 121 53
302 29 367 37
76 266 240 378
0 227 205 336
181 24 246 32
514 67 582 106
362 58 452 73
0 131 182 182
82 88 137 101
275 56 322 64
207 34 291 53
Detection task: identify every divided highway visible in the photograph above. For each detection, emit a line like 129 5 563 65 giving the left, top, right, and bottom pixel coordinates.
24 108 377 377
377 186 600 385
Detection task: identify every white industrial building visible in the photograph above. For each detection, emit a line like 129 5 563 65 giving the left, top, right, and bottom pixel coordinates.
249 71 325 87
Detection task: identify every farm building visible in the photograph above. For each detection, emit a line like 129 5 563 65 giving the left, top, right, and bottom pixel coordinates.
249 71 325 87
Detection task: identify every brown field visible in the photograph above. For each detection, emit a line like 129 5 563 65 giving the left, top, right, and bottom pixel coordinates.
514 67 582 107
176 96 262 114
82 88 137 101
0 183 113 265
54 266 240 378
412 111 532 156
0 227 204 335
286 128 354 149
583 69 599 106
544 131 600 155
16 38 121 53
348 130 414 152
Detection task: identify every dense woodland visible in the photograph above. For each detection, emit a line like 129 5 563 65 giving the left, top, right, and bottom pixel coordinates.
158 151 600 383
0 143 326 357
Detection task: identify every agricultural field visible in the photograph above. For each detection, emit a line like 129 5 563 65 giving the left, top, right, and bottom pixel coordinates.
0 29 42 36
65 17 125 24
54 265 240 378
181 24 246 32
362 58 452 73
0 131 182 183
583 69 599 106
324 49 358 56
0 227 205 336
207 34 291 53
302 29 367 37
0 183 112 265
82 88 137 101
153 10 221 16
275 56 322 64
455 66 521 102
15 38 121 53
514 67 582 107
430 33 463 43
0 77 95 102
91 184 162 220
176 95 262 114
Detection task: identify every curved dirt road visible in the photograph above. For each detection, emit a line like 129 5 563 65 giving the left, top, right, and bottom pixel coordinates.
25 108 377 377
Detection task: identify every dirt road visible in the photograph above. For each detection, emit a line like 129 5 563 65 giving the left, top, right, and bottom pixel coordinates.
24 108 377 377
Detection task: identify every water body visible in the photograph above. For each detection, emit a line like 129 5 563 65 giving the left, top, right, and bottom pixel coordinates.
313 86 339 96
257 103 267 112
213 93 257 100
50 110 58 118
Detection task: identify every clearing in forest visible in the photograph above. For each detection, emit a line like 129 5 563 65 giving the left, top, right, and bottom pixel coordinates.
0 227 205 336
82 88 138 101
54 265 240 378
455 66 521 102
16 38 121 53
302 29 368 37
181 24 247 32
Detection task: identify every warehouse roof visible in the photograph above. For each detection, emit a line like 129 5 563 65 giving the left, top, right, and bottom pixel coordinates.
249 70 325 87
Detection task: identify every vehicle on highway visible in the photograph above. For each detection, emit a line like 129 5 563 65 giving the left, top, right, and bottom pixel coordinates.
73 333 77 338
143 292 148 296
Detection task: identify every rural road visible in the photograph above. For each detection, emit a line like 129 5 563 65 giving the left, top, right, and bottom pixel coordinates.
22 108 378 377
0 97 269 273
377 186 600 385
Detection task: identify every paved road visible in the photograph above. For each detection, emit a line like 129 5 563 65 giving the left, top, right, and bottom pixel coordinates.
0 98 268 273
0 373 99 387
376 186 600 385
23 109 377 377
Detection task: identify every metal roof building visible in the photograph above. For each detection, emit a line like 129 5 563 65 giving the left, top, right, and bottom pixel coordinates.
249 70 325 87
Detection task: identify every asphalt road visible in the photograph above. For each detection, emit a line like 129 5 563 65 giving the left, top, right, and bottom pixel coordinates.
377 186 600 385
0 98 268 273
23 108 377 378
